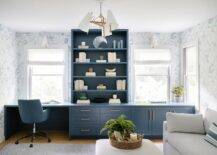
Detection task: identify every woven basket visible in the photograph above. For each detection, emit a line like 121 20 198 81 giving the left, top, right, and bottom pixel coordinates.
109 134 143 150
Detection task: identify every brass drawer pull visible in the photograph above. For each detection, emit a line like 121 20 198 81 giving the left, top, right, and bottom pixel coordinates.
80 109 91 112
81 118 90 121
110 110 120 112
80 129 90 132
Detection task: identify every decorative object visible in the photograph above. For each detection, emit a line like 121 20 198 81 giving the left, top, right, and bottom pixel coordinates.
85 67 96 76
93 36 107 48
105 68 116 77
100 55 104 60
76 52 90 63
105 68 116 72
78 93 88 100
96 55 107 63
113 40 116 48
77 93 90 105
97 84 107 90
78 0 118 37
100 115 143 149
78 42 89 49
116 80 126 90
117 40 123 48
130 133 138 142
172 86 184 102
109 94 121 104
74 80 88 90
108 52 117 62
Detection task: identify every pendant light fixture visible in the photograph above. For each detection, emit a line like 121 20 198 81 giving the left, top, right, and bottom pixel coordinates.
78 0 119 36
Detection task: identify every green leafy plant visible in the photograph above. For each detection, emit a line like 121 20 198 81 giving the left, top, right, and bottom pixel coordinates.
78 93 87 100
100 115 135 137
172 86 184 97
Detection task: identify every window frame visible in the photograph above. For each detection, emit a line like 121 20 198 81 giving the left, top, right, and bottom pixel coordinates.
27 49 66 102
134 49 171 103
182 42 200 109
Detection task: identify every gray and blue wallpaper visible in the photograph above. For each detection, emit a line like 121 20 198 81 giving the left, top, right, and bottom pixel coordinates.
0 24 17 142
181 16 217 111
0 15 217 142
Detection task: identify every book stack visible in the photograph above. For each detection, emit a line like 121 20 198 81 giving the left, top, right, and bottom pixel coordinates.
74 80 88 90
108 52 117 62
116 80 126 90
77 100 90 105
77 52 89 63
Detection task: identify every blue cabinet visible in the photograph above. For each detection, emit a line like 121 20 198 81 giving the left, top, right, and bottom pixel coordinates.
69 105 195 138
132 107 151 136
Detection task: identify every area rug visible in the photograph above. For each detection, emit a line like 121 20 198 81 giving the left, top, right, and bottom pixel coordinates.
0 143 95 155
0 143 163 155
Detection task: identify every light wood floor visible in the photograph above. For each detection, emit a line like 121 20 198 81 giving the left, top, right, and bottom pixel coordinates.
0 131 162 150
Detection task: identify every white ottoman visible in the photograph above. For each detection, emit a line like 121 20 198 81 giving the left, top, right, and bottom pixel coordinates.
96 139 163 155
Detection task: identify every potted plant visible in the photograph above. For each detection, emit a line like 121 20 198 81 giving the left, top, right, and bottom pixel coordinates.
100 115 143 149
172 86 184 102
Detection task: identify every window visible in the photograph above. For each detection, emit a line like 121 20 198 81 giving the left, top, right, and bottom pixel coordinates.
183 45 199 107
28 49 65 102
134 49 171 103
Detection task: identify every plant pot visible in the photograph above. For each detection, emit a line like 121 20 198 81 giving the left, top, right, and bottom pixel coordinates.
109 134 143 150
174 96 183 102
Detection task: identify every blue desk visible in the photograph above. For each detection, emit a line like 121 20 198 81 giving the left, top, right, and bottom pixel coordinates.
4 103 72 139
4 103 195 139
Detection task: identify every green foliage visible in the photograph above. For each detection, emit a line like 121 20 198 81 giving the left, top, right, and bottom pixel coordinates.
172 86 184 97
78 93 87 100
100 115 135 137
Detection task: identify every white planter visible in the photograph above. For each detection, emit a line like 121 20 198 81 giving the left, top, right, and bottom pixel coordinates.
174 96 183 103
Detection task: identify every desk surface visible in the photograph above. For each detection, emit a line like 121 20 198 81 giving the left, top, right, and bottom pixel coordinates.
4 102 195 108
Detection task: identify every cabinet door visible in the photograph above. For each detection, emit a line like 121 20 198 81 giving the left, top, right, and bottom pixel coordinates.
151 107 170 136
169 107 195 114
132 108 151 136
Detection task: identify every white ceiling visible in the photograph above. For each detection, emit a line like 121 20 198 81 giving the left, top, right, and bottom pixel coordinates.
0 0 217 32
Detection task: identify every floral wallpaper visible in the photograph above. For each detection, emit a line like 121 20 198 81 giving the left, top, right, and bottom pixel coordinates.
16 32 181 102
16 32 71 101
129 32 181 101
0 15 217 142
0 24 17 142
181 16 217 111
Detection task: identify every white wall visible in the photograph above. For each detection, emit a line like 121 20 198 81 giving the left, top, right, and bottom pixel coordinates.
0 24 17 142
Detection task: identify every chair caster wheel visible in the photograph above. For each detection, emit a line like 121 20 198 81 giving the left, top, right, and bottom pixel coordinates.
15 141 19 144
29 144 33 148
48 138 51 143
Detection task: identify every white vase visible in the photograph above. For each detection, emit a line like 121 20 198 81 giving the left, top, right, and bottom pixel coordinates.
174 96 183 103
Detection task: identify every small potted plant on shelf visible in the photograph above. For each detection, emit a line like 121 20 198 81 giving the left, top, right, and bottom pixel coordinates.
100 115 143 150
172 86 184 102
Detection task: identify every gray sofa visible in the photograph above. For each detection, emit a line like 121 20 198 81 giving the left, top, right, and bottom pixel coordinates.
163 108 217 155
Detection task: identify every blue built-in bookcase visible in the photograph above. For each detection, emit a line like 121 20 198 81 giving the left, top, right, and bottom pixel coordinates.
71 29 129 104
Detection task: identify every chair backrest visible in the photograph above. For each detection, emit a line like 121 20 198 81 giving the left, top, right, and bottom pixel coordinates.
18 99 43 124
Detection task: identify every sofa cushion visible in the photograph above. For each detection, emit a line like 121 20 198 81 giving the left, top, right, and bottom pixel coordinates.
166 112 205 134
166 132 217 155
204 123 217 147
204 108 217 133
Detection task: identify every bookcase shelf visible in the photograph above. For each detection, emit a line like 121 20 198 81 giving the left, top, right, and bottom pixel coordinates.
72 48 127 51
73 90 127 93
73 76 127 78
73 62 127 65
71 29 128 104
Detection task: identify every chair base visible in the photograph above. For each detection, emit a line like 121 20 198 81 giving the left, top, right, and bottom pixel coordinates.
15 131 51 148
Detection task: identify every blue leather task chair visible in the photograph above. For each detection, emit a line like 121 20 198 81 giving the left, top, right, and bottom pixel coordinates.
15 99 51 147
